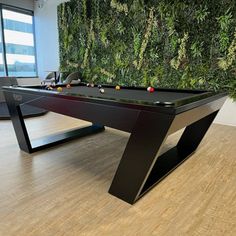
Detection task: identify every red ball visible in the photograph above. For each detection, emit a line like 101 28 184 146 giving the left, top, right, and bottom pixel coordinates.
147 87 155 93
150 87 155 93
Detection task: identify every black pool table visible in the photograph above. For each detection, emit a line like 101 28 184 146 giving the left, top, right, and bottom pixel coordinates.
3 84 227 204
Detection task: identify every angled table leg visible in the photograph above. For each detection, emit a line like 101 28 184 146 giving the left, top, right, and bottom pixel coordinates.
140 110 220 198
177 110 219 156
109 110 219 204
4 93 32 153
109 111 174 204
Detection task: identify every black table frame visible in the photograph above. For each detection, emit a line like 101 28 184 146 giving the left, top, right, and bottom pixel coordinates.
3 85 227 204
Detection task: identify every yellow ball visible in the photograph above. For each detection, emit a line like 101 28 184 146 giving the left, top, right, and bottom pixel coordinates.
115 85 121 90
57 87 63 92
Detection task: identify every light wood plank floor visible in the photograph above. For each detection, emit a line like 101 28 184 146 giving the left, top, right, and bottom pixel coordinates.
0 112 235 236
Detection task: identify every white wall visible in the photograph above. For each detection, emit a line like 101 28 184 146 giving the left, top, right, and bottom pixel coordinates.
34 0 69 80
0 0 34 10
17 77 41 86
215 98 236 126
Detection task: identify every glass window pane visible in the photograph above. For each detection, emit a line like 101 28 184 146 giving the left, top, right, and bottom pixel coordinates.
0 18 6 76
3 9 36 77
0 53 5 76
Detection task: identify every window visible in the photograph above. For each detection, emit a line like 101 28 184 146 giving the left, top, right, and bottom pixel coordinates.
0 5 37 77
0 20 5 76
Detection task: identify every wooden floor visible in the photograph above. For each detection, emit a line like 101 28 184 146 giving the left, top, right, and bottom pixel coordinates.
0 112 235 236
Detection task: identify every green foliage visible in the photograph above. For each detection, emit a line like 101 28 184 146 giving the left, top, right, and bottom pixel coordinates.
195 5 210 24
170 32 189 70
217 9 233 52
58 0 236 98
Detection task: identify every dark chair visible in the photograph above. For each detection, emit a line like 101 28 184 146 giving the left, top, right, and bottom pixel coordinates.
42 72 57 85
0 77 18 102
62 71 81 84
0 77 48 120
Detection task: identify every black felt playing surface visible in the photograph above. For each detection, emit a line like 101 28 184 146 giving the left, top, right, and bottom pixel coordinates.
60 86 202 103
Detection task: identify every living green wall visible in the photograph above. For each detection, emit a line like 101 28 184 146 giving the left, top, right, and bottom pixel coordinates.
58 0 236 99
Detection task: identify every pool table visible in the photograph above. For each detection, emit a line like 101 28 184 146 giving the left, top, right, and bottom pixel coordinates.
3 83 227 204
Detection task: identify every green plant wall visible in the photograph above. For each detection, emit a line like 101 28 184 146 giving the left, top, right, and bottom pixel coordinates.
58 0 236 99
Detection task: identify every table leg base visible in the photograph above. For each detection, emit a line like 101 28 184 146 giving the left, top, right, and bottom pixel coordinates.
29 125 105 153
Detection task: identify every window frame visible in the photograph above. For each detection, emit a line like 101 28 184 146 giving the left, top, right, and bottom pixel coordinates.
0 3 38 78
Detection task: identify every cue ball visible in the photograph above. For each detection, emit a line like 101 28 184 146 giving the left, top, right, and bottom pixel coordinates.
66 84 71 89
98 85 102 89
57 87 63 92
99 88 105 94
115 85 121 90
86 83 90 87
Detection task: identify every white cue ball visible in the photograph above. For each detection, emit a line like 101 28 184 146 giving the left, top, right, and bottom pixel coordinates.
99 88 105 94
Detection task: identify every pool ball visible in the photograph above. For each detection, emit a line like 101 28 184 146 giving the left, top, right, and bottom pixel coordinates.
66 84 71 89
99 88 105 94
57 87 63 92
90 83 95 87
115 85 121 90
98 85 102 89
150 87 155 93
86 83 90 87
147 87 155 93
